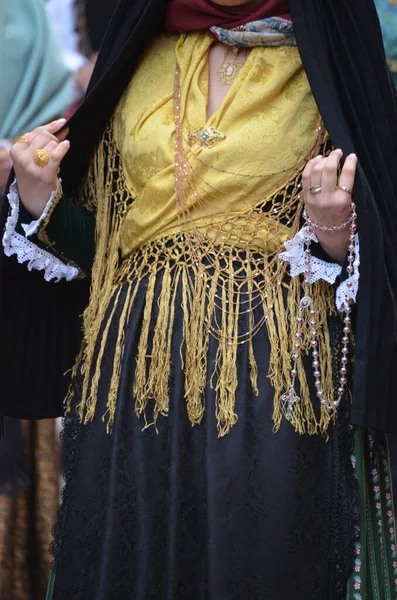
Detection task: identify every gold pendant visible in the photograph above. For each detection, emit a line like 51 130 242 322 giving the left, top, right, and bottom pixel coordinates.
217 46 242 87
189 126 226 148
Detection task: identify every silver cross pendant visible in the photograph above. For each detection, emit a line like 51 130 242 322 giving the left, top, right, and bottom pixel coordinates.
281 387 301 423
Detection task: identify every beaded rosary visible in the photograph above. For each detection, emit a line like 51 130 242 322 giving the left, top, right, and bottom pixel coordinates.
282 202 358 420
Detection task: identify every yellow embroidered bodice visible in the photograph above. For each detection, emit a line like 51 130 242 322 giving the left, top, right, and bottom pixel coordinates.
114 32 321 257
71 32 336 438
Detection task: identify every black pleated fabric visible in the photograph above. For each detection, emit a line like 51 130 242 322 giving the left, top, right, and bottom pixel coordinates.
0 260 88 419
84 0 119 53
50 274 357 600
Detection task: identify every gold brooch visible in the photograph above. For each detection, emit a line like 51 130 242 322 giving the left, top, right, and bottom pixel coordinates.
189 127 226 149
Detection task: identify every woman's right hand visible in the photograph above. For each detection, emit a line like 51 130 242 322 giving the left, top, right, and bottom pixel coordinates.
10 119 71 219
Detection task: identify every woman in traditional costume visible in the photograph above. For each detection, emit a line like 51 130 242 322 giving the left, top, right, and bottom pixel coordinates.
1 1 397 598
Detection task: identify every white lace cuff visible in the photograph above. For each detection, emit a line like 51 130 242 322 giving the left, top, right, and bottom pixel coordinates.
336 235 360 309
2 180 79 282
279 226 360 311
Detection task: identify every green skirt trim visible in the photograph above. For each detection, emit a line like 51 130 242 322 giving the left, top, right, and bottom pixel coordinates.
46 570 55 600
346 428 397 599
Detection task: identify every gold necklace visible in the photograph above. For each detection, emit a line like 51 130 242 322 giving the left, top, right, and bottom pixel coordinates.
217 46 243 87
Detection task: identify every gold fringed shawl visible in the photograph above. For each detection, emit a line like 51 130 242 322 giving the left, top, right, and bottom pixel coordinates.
66 32 338 437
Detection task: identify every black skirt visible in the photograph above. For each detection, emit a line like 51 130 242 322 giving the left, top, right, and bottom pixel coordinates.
50 268 357 600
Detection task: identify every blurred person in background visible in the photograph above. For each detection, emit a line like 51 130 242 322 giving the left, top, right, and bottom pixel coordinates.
0 0 73 196
46 0 119 117
46 0 92 105
45 0 86 76
376 0 397 86
74 0 119 103
0 0 72 598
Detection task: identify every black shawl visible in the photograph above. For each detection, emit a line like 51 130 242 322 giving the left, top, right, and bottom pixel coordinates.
1 0 397 434
84 0 120 54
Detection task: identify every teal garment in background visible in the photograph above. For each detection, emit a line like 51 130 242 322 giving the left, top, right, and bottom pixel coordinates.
0 0 73 139
376 0 397 85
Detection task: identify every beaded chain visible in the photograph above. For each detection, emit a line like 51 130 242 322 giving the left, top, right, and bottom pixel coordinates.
303 209 354 232
282 202 357 418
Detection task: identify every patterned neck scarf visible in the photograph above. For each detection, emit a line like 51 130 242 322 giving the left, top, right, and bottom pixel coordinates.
210 17 295 47
0 0 73 139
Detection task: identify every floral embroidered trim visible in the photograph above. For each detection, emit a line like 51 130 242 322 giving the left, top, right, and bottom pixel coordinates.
376 437 397 595
368 433 397 597
350 453 363 599
279 225 360 311
2 180 80 282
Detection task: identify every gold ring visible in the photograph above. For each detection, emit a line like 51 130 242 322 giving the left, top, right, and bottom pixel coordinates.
33 149 50 168
309 185 322 195
337 185 353 195
16 132 30 144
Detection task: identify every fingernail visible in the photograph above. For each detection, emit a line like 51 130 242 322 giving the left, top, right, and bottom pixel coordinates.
335 149 343 153
349 153 357 159
56 118 67 124
314 155 322 160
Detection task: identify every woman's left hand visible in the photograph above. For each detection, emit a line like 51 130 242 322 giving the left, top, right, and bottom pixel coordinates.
302 149 358 264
